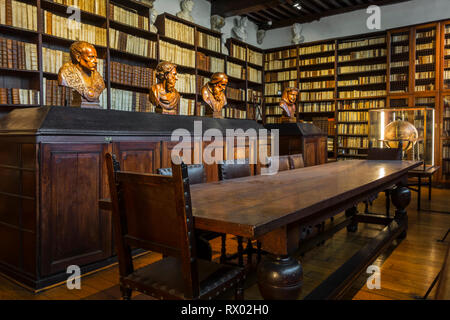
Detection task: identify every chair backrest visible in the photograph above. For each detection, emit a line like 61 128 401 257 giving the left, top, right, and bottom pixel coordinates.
367 148 402 160
218 159 251 180
158 164 206 185
289 154 305 169
105 153 200 298
267 155 290 172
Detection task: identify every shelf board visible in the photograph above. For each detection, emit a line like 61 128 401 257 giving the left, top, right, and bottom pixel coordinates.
338 56 387 65
0 104 40 108
226 98 246 104
226 55 247 66
42 33 107 51
299 88 335 92
298 74 335 82
159 35 195 50
109 20 157 41
111 0 154 11
336 96 386 100
0 24 39 39
110 81 149 93
264 66 297 73
196 46 225 58
247 61 263 70
109 48 157 63
338 69 386 77
0 67 39 75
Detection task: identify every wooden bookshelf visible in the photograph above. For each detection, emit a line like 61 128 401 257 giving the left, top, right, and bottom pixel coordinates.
226 38 263 121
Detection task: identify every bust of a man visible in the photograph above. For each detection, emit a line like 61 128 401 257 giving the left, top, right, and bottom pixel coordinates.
149 8 158 33
280 87 299 122
58 41 105 108
176 0 194 23
232 16 248 42
149 61 180 115
201 72 228 118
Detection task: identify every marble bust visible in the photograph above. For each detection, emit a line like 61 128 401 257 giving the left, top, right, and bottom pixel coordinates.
232 16 248 42
280 87 299 121
176 0 194 23
201 72 228 118
149 7 158 33
149 61 180 115
257 29 266 45
210 15 225 32
292 23 305 45
58 41 105 108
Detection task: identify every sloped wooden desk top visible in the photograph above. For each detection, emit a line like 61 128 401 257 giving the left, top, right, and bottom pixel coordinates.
191 160 422 238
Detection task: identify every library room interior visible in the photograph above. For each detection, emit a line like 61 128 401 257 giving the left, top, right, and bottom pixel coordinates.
0 0 450 303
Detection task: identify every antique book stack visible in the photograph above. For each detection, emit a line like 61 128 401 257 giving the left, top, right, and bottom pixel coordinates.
0 0 38 31
0 88 39 105
0 37 38 70
110 28 157 58
109 3 149 31
110 61 155 89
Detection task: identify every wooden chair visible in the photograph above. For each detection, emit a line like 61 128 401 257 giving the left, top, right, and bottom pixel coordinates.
289 153 305 170
218 159 262 266
266 155 290 172
157 164 227 263
366 142 403 216
105 154 246 300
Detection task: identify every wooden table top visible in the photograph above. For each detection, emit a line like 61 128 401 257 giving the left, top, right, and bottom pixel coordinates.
191 160 422 238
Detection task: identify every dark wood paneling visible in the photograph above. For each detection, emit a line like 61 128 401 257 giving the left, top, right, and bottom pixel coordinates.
41 143 111 276
304 141 317 167
114 142 161 174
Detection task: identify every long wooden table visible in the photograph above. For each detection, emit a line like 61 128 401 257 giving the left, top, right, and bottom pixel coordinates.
190 160 422 299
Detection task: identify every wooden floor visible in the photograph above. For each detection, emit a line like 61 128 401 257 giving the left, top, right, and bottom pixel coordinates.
0 188 449 300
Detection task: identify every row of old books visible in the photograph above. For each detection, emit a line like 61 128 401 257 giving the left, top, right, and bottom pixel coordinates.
265 48 297 61
196 52 225 73
110 61 155 88
416 29 435 39
443 144 450 158
300 43 335 55
247 66 261 83
300 69 334 78
416 41 435 51
109 3 149 31
301 102 335 113
264 81 296 98
0 37 38 70
338 90 386 99
265 70 297 82
300 55 335 66
392 45 409 54
222 107 246 119
390 74 408 82
175 73 196 94
338 63 386 74
416 54 435 64
44 11 107 46
338 99 385 110
42 47 106 76
163 17 195 45
264 58 296 71
338 111 369 122
337 136 368 149
160 41 195 68
247 89 262 104
338 48 387 62
265 96 281 103
179 97 196 116
338 37 385 50
111 88 152 112
0 0 37 31
248 48 263 67
110 28 157 58
337 75 386 87
266 106 283 115
300 80 335 90
43 78 107 108
226 87 245 101
197 75 209 92
49 0 106 16
43 78 73 106
227 61 244 80
415 71 435 79
0 88 39 105
392 34 409 43
196 31 221 53
337 123 368 135
300 91 334 101
230 44 246 61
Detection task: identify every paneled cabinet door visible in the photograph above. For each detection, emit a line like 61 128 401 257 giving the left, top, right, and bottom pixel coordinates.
40 143 112 276
113 141 161 174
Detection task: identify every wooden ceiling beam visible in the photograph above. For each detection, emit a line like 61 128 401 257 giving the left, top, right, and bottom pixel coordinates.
268 0 412 29
211 0 281 17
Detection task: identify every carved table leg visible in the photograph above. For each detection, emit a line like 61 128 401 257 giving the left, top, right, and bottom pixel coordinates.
391 185 411 240
257 254 303 300
346 206 358 232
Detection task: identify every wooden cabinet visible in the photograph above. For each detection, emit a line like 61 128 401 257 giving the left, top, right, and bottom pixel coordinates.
0 107 268 290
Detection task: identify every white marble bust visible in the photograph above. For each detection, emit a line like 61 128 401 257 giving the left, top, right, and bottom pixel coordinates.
257 29 266 45
176 0 195 23
232 16 248 42
292 23 305 44
149 7 158 33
